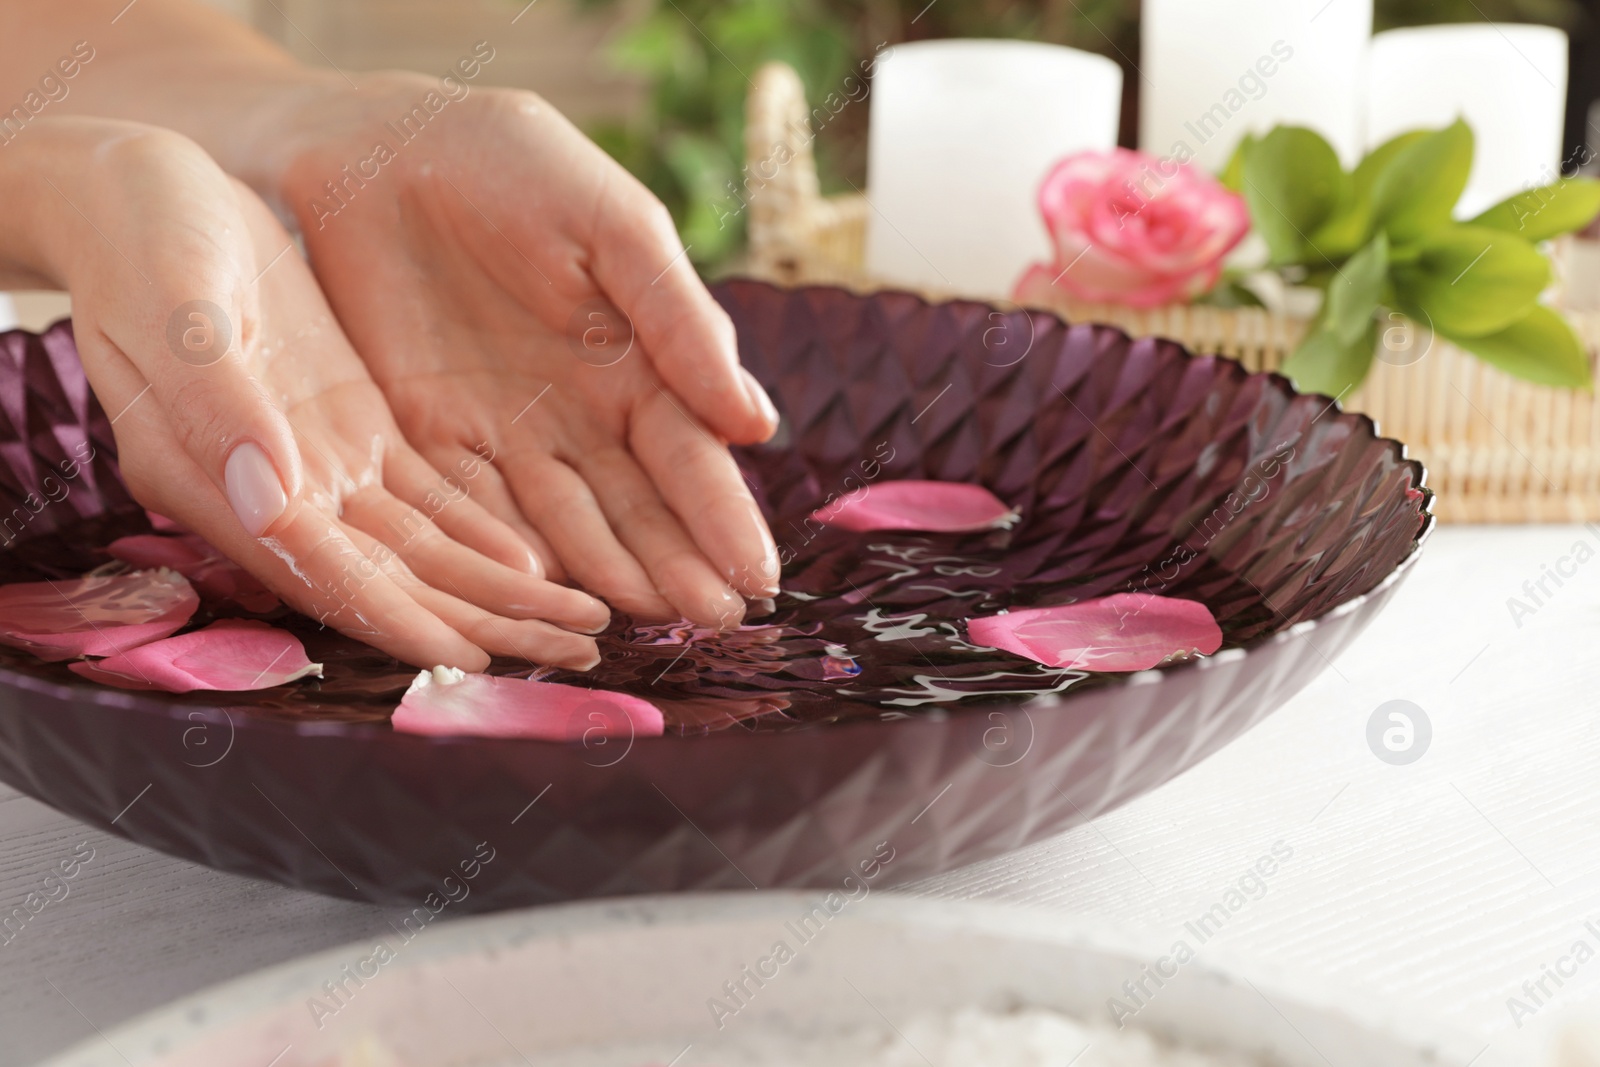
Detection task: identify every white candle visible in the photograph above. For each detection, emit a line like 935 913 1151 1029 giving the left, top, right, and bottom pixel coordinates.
1139 0 1373 172
864 40 1122 298
1365 24 1569 218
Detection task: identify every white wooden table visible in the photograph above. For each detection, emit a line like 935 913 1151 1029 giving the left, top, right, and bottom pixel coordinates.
2 525 1596 1066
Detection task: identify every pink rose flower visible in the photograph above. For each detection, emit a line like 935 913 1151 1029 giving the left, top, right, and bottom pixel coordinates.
1014 148 1250 309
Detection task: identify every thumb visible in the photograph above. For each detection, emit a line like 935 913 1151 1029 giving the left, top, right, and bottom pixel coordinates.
36 122 305 537
155 293 304 538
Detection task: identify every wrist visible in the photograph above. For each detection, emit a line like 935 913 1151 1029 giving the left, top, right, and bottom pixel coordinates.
0 117 247 295
269 71 448 234
179 65 353 212
0 122 99 288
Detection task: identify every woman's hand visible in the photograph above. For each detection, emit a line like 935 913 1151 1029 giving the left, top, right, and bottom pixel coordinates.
271 78 782 629
0 117 609 671
0 2 783 627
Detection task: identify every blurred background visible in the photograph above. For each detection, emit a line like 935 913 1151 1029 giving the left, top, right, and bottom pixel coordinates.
208 0 1595 270
2 0 1591 334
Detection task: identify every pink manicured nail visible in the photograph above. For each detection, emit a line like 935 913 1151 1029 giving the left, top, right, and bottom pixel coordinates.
745 504 781 597
224 442 287 537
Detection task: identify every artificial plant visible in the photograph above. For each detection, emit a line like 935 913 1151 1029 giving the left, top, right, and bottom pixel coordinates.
1225 121 1600 395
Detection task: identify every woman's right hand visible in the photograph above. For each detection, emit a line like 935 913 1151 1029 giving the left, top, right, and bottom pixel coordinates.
0 117 610 671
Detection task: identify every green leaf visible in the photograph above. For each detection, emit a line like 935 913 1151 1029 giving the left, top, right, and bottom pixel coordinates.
1370 119 1474 242
1322 233 1388 344
662 132 741 264
1239 126 1347 265
1282 322 1377 398
1353 130 1431 197
1218 134 1256 193
1469 178 1600 243
708 1 790 53
1308 131 1429 259
1445 305 1593 390
607 13 700 81
1391 225 1548 337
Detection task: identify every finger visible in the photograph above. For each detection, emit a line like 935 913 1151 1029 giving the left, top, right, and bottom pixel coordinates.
383 446 545 577
501 453 678 621
252 512 495 671
588 180 777 446
420 593 602 671
342 528 601 671
107 394 490 671
415 442 566 583
94 240 306 541
340 485 610 634
632 390 780 598
90 136 305 539
572 445 746 630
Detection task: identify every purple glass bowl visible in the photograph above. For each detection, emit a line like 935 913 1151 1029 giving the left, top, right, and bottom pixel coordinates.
0 281 1432 910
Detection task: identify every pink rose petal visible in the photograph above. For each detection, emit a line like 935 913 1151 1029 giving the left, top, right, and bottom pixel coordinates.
0 569 199 661
107 533 209 571
967 593 1222 672
393 667 665 741
811 480 1018 533
108 533 279 614
68 619 322 692
145 510 186 533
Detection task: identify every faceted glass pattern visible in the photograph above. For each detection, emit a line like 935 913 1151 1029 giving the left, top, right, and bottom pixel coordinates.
0 283 1432 909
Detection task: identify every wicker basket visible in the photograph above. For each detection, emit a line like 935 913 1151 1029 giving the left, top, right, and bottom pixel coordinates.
741 61 1600 524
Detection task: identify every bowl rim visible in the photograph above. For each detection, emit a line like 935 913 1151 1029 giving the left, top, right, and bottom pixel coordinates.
33 889 1470 1067
0 296 1435 744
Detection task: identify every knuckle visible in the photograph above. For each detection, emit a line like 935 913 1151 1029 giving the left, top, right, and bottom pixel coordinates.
639 198 678 244
99 125 205 172
476 85 549 119
166 377 244 468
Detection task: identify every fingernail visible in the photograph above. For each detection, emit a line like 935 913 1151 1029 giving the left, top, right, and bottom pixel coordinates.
742 502 781 597
571 593 610 634
224 441 287 537
757 547 780 596
741 368 779 427
576 648 602 671
709 586 745 630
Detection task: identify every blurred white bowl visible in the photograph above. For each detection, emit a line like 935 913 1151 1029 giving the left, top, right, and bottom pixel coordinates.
37 893 1475 1067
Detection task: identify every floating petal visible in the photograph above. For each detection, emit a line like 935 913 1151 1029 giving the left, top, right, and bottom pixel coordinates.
811 480 1017 533
967 593 1222 672
69 620 322 692
393 666 664 741
107 533 208 571
108 533 278 613
0 569 198 661
145 510 186 533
